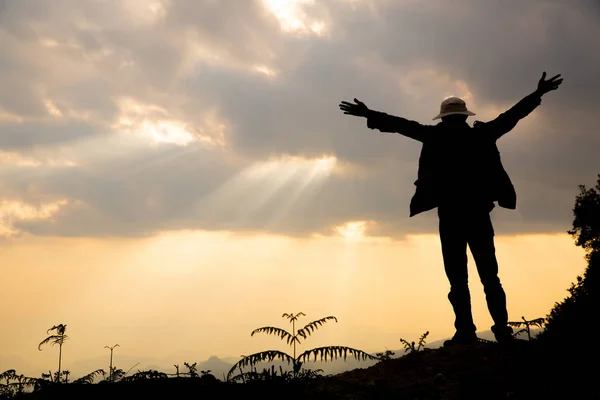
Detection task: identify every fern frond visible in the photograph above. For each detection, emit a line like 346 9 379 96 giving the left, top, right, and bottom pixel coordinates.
4 376 39 389
507 321 524 328
38 334 69 350
416 331 429 351
46 324 66 335
297 346 378 363
399 338 413 352
121 370 168 382
110 369 125 382
302 368 324 377
55 335 68 345
282 312 306 322
512 328 527 337
529 318 545 328
38 336 59 350
226 350 294 381
0 370 17 381
297 316 337 339
123 363 139 377
250 326 296 345
72 369 105 384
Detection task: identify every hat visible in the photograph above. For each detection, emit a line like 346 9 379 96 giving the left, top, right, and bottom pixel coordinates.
432 97 476 120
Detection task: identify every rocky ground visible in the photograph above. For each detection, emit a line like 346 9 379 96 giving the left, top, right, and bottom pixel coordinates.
308 340 537 399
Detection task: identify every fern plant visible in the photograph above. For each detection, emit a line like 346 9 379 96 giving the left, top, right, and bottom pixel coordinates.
73 369 105 384
184 362 198 378
399 331 429 353
375 349 395 361
0 370 38 397
121 369 168 382
508 316 545 341
104 344 119 383
38 324 68 383
227 312 377 382
234 364 323 383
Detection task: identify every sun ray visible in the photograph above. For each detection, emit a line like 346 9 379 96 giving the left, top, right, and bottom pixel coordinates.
195 155 337 228
264 159 332 229
240 162 302 218
328 221 364 320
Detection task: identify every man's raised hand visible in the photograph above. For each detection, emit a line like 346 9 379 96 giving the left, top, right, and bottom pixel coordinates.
339 98 370 117
537 71 563 95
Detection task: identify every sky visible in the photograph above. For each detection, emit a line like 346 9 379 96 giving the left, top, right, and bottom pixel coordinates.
1 0 599 378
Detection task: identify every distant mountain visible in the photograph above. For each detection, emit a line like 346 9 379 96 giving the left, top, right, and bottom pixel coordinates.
197 356 236 381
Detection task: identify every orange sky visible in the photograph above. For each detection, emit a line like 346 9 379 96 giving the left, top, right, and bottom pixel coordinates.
1 230 586 376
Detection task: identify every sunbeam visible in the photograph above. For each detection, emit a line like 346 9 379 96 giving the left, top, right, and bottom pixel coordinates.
196 155 337 228
240 159 304 217
264 161 328 229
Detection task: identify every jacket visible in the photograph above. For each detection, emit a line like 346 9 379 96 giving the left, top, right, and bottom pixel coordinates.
366 91 543 217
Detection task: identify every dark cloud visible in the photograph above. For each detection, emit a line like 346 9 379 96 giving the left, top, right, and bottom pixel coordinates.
0 120 98 149
164 0 281 63
1 0 599 239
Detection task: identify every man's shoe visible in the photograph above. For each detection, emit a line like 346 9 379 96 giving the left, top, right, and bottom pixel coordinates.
443 331 478 347
492 325 514 343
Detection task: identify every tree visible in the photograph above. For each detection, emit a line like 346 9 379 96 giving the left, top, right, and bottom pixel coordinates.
38 324 68 383
568 174 600 253
226 312 378 382
539 175 600 343
528 174 600 395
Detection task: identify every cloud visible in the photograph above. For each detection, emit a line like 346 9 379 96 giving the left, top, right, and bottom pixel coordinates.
0 198 68 238
0 0 599 239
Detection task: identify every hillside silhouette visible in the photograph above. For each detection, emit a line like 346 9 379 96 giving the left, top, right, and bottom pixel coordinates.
2 175 599 399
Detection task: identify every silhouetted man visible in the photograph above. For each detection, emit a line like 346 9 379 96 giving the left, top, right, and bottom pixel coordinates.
339 72 562 345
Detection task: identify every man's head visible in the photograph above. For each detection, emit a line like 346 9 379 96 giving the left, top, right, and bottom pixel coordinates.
433 97 475 121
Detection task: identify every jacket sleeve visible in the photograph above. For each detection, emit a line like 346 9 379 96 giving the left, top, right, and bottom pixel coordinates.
366 110 433 142
479 91 543 140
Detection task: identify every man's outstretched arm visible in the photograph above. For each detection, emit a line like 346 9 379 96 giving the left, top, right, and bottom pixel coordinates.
480 72 563 140
339 98 432 142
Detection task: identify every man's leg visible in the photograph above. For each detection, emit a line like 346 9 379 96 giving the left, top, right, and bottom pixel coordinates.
438 207 477 341
466 210 513 341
